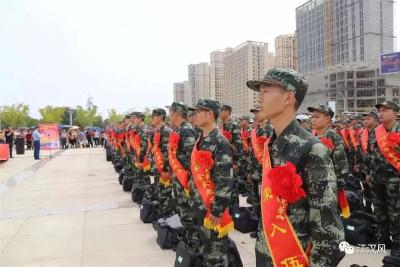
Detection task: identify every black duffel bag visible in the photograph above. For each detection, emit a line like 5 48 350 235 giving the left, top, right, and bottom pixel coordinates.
343 210 377 246
156 214 183 250
233 207 258 233
345 190 363 212
121 175 134 192
118 169 125 185
227 237 243 267
382 255 400 267
114 161 123 173
140 199 160 223
131 183 144 203
174 241 203 267
106 147 114 161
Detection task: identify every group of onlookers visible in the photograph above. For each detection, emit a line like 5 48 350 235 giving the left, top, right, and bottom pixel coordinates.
0 126 41 159
60 128 105 149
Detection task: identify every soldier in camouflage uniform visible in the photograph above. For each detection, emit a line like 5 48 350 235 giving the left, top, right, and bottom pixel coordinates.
219 104 244 209
359 111 379 213
191 98 233 267
167 101 199 249
365 101 400 256
308 104 349 192
248 107 273 239
188 110 202 139
121 114 136 191
131 112 151 196
151 108 174 218
247 68 345 267
239 115 252 196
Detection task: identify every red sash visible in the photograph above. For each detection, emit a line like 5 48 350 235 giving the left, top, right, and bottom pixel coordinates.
361 128 369 154
250 128 266 165
261 139 309 267
349 128 359 150
375 124 400 172
241 129 250 152
339 129 350 149
132 132 151 172
168 132 189 195
220 125 232 142
152 132 171 186
191 140 234 238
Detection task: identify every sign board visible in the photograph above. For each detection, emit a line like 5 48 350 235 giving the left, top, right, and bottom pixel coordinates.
380 52 400 74
39 124 60 150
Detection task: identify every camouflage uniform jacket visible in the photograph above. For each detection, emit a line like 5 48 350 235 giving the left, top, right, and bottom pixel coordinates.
155 124 172 173
221 119 244 164
256 120 345 266
359 127 374 176
136 124 149 163
314 128 349 190
192 127 233 218
174 122 196 171
366 122 400 184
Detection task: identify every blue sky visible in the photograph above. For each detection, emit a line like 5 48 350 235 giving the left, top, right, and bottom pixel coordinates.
0 0 399 119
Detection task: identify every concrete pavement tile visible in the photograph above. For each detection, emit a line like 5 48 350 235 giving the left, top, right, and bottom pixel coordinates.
0 218 26 238
17 213 84 236
1 230 83 265
1 256 82 267
83 223 156 252
85 207 138 228
83 247 173 267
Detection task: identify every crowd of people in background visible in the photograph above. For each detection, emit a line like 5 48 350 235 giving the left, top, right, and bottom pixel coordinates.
60 127 105 149
0 126 105 159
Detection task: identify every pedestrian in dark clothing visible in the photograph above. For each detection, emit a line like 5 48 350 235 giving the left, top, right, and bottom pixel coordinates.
86 130 93 147
5 127 14 158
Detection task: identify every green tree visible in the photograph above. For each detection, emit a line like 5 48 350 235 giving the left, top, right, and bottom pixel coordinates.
107 108 123 123
74 105 97 128
38 106 67 124
0 104 31 128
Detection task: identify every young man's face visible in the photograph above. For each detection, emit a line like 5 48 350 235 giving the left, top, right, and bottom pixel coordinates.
378 107 396 124
168 110 179 127
239 119 248 128
151 115 163 126
311 111 330 130
259 84 294 120
195 109 213 128
362 116 376 129
219 110 229 121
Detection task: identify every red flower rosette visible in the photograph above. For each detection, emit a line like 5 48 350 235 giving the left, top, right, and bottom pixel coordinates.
169 132 180 150
222 130 232 142
387 133 400 150
268 162 306 204
193 150 214 173
320 137 334 150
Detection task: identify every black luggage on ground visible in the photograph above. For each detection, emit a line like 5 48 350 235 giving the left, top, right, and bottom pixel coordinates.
140 199 160 223
114 161 123 173
233 207 258 233
382 255 400 267
118 169 124 185
227 237 243 267
156 215 183 250
122 175 134 192
106 147 114 161
131 183 144 203
342 210 377 246
345 190 363 212
174 241 203 267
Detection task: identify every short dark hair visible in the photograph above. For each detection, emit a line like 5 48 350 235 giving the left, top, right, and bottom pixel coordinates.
170 107 187 119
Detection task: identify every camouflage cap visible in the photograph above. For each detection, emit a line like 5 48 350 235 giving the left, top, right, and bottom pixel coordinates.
362 110 379 121
246 68 308 105
152 108 166 117
375 101 400 112
220 104 232 113
133 111 145 120
166 101 192 115
250 107 261 113
194 98 220 115
239 115 250 121
307 104 334 118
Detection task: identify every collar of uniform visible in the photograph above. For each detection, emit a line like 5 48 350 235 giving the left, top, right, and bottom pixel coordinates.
387 121 400 132
272 120 300 153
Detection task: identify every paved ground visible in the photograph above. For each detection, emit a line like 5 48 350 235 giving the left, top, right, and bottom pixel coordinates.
0 147 388 266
